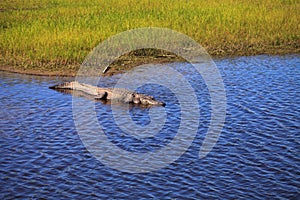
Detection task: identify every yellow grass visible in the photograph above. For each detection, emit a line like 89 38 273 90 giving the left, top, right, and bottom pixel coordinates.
0 0 299 75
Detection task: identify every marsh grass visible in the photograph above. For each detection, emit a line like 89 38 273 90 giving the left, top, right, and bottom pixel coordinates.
0 0 299 75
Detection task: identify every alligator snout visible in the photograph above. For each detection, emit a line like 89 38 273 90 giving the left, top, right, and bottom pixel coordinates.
140 98 166 106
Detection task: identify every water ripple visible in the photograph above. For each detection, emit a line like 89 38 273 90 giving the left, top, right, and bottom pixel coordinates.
0 55 300 199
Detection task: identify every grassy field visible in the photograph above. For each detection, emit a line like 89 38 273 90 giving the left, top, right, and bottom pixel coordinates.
0 0 299 76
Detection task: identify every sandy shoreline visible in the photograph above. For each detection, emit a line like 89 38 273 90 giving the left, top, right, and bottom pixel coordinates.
1 51 299 77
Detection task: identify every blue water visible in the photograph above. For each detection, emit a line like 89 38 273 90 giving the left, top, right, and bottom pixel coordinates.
0 55 299 199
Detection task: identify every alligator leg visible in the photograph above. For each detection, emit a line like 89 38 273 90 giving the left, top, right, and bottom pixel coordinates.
94 91 108 100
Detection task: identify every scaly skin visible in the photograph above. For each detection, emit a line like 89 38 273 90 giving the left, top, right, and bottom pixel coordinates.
49 81 165 106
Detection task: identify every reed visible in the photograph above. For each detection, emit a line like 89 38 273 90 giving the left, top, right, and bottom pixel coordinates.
1 0 299 75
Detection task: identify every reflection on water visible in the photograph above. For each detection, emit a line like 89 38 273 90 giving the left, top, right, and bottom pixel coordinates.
0 55 299 199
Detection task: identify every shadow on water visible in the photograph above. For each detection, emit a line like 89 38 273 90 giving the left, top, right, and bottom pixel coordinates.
50 88 162 109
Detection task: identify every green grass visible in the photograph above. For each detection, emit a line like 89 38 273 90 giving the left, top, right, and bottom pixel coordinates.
0 0 299 75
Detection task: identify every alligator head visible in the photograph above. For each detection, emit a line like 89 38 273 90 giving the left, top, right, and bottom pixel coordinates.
134 94 166 106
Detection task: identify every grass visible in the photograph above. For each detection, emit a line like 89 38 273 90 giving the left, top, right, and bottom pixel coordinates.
0 0 299 76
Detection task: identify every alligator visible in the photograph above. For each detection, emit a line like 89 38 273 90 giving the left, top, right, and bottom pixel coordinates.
49 81 165 106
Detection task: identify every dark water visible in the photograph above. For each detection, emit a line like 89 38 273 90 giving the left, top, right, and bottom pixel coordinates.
0 55 299 199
